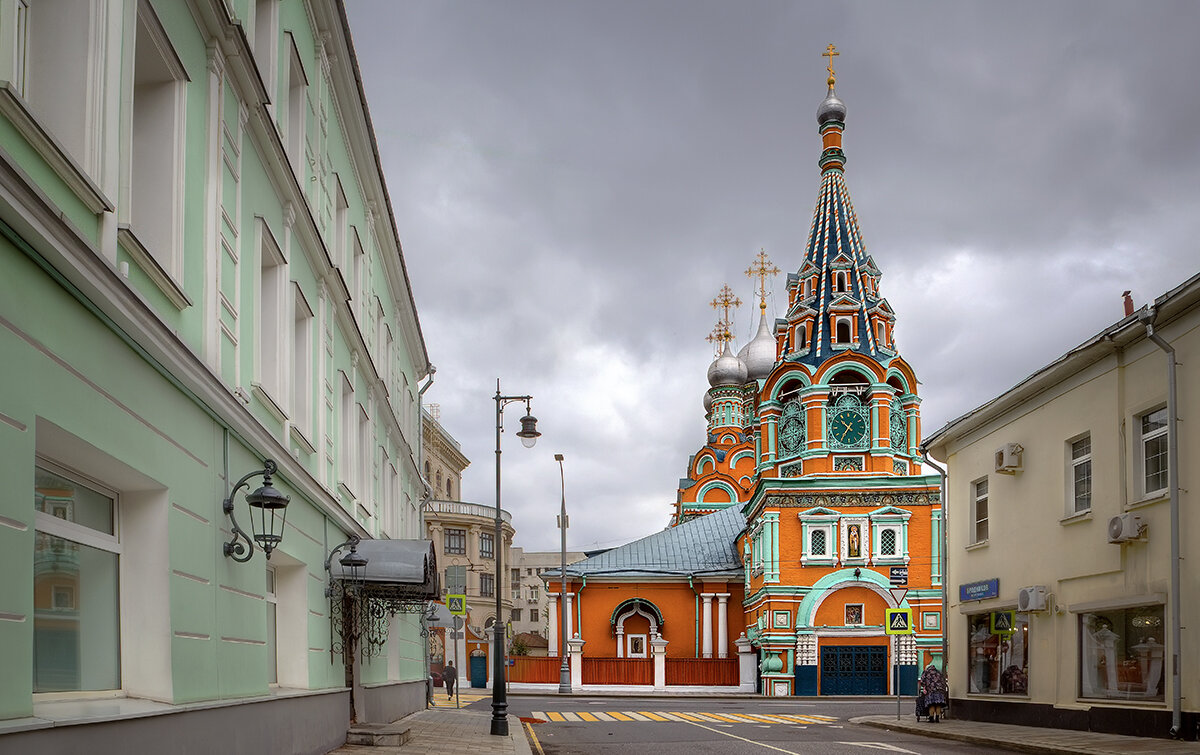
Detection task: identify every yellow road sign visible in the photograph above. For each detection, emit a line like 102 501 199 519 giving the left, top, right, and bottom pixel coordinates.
447 594 467 616
885 608 913 635
991 610 1016 634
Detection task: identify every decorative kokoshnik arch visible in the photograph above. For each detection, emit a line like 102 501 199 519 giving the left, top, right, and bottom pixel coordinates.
611 598 665 657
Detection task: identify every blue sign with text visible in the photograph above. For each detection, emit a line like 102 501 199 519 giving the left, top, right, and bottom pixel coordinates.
959 578 1000 602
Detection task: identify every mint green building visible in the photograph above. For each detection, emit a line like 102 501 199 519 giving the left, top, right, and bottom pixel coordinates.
0 1 434 752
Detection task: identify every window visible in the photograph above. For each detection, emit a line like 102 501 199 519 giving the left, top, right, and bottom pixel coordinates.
446 477 452 498
796 324 807 350
529 586 539 602
444 566 466 595
13 0 29 96
480 573 494 598
1139 408 1168 497
252 0 278 98
291 284 313 435
967 613 1029 694
529 609 539 623
834 271 847 292
339 372 355 492
444 528 466 555
1070 435 1092 513
479 532 494 560
811 529 826 556
835 318 851 343
256 226 286 402
33 464 120 692
22 0 98 169
971 478 989 544
879 529 897 555
1079 606 1164 701
285 33 308 172
130 0 186 272
511 608 522 622
265 566 278 684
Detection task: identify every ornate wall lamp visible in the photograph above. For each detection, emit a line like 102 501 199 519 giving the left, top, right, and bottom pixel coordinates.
223 459 291 562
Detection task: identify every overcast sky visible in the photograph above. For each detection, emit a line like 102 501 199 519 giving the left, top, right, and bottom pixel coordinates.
346 1 1200 553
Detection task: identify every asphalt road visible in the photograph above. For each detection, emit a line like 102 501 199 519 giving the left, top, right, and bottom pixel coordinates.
490 695 1018 755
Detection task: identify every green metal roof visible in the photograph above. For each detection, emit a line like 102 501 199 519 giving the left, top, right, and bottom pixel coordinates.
546 505 746 579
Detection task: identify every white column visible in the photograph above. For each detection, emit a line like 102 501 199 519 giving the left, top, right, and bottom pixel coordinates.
567 636 585 689
701 594 714 658
650 635 669 690
547 594 559 656
734 633 756 693
615 627 624 658
565 593 575 640
717 594 730 659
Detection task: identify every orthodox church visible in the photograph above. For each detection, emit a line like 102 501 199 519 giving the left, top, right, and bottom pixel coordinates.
547 51 944 696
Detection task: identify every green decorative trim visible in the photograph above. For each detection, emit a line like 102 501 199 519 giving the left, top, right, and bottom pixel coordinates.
795 568 909 628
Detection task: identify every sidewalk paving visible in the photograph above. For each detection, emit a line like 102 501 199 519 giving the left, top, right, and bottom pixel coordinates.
854 714 1200 754
327 708 533 755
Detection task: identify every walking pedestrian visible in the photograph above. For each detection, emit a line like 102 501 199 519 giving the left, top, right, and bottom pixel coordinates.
442 661 457 699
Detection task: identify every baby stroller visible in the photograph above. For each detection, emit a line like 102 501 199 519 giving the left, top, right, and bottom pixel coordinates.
916 665 948 723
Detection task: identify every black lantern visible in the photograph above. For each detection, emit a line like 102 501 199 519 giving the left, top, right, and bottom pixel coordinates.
223 459 291 562
339 538 369 594
517 410 540 448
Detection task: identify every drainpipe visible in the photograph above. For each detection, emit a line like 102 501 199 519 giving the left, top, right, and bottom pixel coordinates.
416 367 435 707
921 448 949 695
1138 307 1181 738
688 575 699 658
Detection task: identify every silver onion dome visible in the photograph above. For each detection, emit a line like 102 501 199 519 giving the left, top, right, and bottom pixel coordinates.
703 390 714 412
742 311 776 381
707 343 748 388
817 84 846 126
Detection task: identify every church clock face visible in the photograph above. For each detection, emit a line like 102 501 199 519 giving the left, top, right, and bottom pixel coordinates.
830 408 867 447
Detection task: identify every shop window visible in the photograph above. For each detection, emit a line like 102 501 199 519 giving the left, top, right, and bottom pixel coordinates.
33 464 120 693
967 613 1029 694
1079 607 1164 701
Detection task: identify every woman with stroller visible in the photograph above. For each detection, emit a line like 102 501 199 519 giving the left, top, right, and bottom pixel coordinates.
917 663 948 723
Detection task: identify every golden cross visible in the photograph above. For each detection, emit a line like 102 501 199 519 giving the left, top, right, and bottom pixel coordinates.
823 43 839 83
745 249 780 311
710 285 742 336
705 321 730 356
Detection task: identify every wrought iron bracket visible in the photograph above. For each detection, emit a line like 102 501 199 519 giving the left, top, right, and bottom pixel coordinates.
222 459 276 563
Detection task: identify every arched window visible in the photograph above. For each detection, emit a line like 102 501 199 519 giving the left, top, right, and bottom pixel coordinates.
835 272 847 293
424 460 430 479
436 470 442 491
835 318 851 343
446 478 453 497
796 324 807 349
876 321 886 345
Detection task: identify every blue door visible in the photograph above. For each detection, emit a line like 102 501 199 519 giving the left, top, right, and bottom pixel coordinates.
820 646 886 695
469 655 488 688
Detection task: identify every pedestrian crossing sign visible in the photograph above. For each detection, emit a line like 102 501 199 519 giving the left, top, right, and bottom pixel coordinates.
991 610 1016 635
447 594 467 616
884 608 913 635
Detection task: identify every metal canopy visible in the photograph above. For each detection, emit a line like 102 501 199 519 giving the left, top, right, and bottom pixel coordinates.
330 538 438 603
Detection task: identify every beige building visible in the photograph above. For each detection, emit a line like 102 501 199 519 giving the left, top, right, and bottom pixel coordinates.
924 273 1199 739
420 410 515 685
507 547 587 655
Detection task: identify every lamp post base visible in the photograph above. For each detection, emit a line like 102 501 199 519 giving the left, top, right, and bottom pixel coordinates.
558 661 572 694
489 709 509 736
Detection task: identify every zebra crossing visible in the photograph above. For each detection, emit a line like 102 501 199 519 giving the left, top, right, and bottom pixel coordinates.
429 691 490 708
530 710 837 725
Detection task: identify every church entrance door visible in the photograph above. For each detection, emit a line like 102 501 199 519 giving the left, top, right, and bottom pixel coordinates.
819 645 886 695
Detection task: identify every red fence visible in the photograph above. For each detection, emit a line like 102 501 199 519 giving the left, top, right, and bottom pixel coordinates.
665 658 739 686
508 656 562 683
582 658 653 685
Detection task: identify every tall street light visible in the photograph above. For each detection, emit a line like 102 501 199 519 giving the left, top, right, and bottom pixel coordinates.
492 380 539 736
555 453 571 694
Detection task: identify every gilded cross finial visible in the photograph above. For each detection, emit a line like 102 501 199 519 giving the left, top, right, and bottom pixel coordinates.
708 284 741 353
822 43 839 85
745 249 780 312
705 321 730 357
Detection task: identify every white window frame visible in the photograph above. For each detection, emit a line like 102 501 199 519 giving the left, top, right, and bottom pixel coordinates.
1068 433 1092 514
1137 407 1169 499
338 371 355 496
290 283 313 439
265 565 278 685
284 32 308 174
252 0 278 95
834 316 852 344
800 521 836 566
255 221 287 408
971 477 989 544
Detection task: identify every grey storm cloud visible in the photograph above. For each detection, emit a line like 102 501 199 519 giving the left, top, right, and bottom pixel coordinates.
346 0 1200 552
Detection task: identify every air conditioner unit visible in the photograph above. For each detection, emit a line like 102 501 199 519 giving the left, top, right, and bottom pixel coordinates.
994 443 1024 474
1017 585 1047 612
1108 513 1145 543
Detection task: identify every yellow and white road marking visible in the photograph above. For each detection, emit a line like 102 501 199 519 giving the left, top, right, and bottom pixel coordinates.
529 709 837 726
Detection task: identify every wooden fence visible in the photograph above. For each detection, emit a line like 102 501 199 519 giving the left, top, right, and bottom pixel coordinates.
508 656 562 684
582 657 653 685
665 657 739 686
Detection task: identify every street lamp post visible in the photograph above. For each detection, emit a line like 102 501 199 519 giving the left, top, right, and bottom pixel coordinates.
492 380 540 736
555 453 571 694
